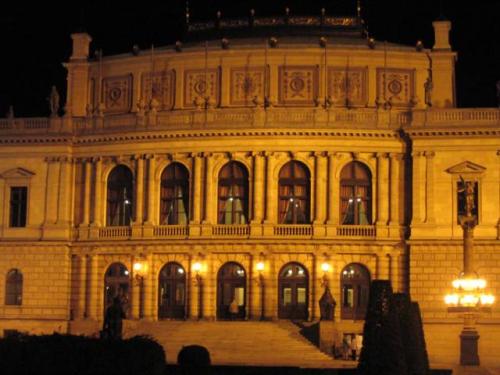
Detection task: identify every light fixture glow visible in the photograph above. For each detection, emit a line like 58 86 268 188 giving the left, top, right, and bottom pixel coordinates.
256 262 265 272
321 263 331 272
192 262 202 273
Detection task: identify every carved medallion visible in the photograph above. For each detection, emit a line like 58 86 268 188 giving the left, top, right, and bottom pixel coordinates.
230 67 266 106
141 70 175 110
377 68 414 107
184 69 220 108
327 67 368 106
278 66 318 106
102 75 133 113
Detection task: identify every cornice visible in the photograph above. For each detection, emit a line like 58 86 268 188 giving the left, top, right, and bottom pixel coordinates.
405 127 500 138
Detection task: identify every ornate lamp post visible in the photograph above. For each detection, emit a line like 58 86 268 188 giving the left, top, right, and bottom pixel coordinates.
192 261 203 320
444 181 494 365
132 257 148 318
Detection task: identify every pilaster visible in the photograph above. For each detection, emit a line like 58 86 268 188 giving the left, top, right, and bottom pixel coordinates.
389 153 403 237
424 151 436 224
376 152 389 237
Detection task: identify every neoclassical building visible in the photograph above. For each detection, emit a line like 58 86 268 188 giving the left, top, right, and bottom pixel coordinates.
0 13 498 365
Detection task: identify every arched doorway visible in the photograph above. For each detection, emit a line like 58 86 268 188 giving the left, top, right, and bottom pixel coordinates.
340 263 370 320
158 262 186 319
104 263 130 317
217 262 246 320
278 263 308 320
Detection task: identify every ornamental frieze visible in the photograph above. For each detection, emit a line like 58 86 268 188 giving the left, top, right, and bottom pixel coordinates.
230 67 266 106
376 68 414 107
278 66 318 106
184 68 220 108
102 75 133 114
327 67 368 107
141 70 175 110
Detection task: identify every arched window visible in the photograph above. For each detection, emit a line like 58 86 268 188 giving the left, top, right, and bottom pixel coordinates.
160 163 189 225
218 162 249 224
340 161 372 225
5 269 23 305
104 263 130 316
217 262 246 320
158 262 186 319
107 165 133 226
340 263 370 320
278 263 308 320
278 161 310 224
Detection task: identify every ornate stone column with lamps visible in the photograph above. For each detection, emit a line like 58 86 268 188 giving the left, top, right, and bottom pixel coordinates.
444 180 495 366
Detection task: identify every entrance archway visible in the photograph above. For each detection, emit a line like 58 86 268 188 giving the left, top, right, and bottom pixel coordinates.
158 262 186 319
217 262 246 320
278 262 309 320
340 263 370 320
104 263 130 317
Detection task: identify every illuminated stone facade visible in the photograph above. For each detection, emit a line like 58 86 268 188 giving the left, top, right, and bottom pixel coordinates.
0 16 498 366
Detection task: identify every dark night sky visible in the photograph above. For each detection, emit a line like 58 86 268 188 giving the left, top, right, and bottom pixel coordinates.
0 0 499 117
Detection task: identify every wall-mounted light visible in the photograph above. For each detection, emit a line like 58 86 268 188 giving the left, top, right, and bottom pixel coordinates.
192 262 202 273
321 262 331 273
256 262 265 272
133 258 148 282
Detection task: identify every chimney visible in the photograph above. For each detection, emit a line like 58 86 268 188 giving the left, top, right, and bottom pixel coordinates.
432 20 452 50
70 33 92 61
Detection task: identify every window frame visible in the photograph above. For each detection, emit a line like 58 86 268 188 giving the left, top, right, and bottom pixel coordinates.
106 165 134 227
9 186 28 228
5 269 23 306
159 163 190 225
278 161 311 224
217 161 249 225
339 161 372 225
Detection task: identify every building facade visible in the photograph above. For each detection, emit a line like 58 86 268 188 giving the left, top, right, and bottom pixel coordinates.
0 15 498 365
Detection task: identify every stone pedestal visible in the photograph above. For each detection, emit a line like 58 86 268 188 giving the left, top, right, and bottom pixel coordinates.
460 328 480 366
319 321 337 356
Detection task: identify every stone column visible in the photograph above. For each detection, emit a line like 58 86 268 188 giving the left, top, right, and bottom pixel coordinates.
412 152 425 224
88 254 99 320
44 157 60 225
314 152 328 224
135 155 145 224
145 155 157 225
191 153 202 224
252 152 265 223
82 159 92 226
327 152 339 225
57 157 73 225
376 152 389 226
78 254 88 318
131 258 140 320
264 152 276 224
390 251 401 293
143 253 154 320
389 153 402 226
424 151 436 224
91 157 103 226
203 153 215 224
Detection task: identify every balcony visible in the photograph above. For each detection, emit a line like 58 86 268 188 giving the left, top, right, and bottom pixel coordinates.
211 225 250 237
98 226 132 239
154 225 189 238
336 225 376 238
273 225 313 237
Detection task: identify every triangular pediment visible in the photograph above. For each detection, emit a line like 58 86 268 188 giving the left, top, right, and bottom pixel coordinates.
0 167 36 179
446 161 486 175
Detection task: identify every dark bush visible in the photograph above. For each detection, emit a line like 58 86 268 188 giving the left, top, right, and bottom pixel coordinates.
0 333 166 375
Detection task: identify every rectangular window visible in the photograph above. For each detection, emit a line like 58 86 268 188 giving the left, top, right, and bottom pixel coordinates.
10 187 27 227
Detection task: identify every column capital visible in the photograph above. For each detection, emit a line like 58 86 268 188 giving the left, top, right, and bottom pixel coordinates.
132 154 146 161
389 152 404 161
144 153 156 160
91 156 102 163
424 151 436 159
314 151 328 158
190 152 203 159
252 151 265 158
376 152 389 159
411 151 424 158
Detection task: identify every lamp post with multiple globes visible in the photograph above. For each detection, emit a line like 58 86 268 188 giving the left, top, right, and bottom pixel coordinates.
444 180 494 365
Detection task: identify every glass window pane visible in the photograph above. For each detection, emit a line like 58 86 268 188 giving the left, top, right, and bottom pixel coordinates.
297 287 307 304
283 288 292 305
176 284 185 305
235 287 245 306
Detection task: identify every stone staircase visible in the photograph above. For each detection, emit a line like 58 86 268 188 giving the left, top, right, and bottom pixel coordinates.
130 320 353 368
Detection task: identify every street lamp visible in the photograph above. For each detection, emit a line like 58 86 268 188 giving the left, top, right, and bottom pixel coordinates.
444 180 495 365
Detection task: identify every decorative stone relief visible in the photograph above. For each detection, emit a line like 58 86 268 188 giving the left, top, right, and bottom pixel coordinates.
141 70 175 110
327 67 368 106
278 66 318 106
230 67 266 106
184 69 220 108
376 68 414 107
102 75 133 113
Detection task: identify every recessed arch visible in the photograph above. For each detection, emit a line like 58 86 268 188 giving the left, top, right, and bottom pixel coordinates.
217 161 249 224
5 269 23 306
106 165 133 226
340 161 372 225
217 262 246 320
278 161 311 224
104 262 130 317
158 262 186 319
160 162 189 225
278 262 309 320
340 263 370 320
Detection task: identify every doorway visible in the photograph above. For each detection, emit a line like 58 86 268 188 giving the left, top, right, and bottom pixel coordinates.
278 262 309 320
158 262 186 319
217 262 246 320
